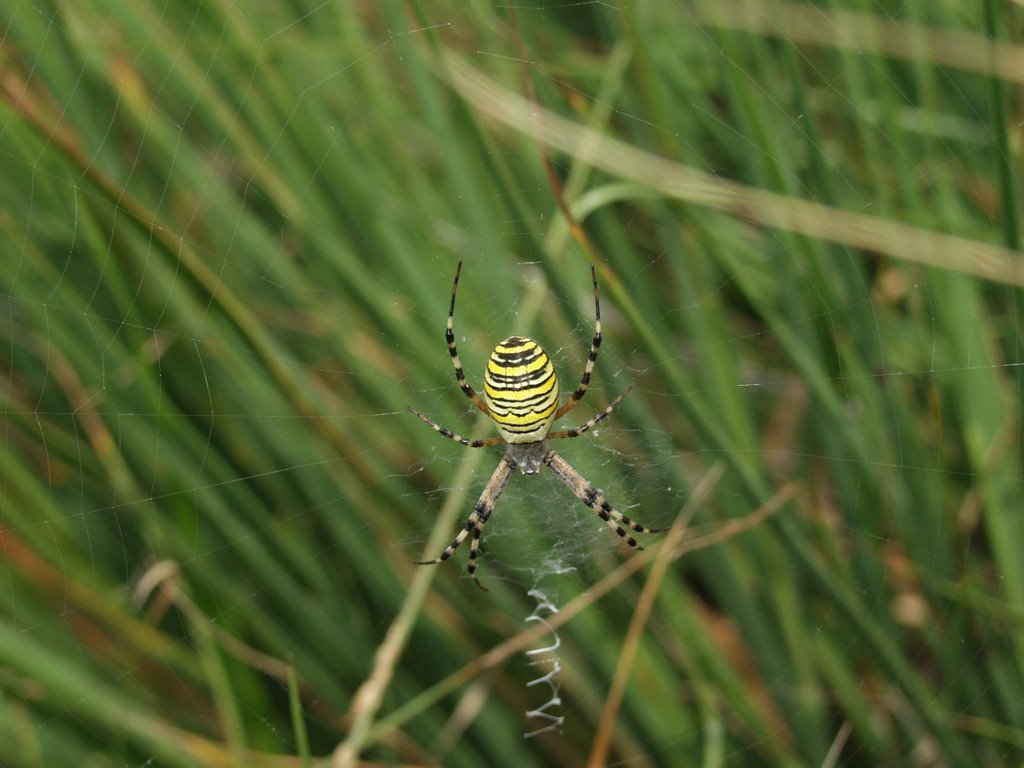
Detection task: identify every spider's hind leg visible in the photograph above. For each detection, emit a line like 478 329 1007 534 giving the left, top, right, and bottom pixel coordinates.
553 264 603 420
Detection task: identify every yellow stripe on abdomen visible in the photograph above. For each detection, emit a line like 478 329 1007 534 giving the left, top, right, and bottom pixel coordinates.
484 336 560 443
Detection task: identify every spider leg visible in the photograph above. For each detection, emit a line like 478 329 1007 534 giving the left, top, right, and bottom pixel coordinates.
446 260 491 415
547 386 632 440
407 407 505 448
414 453 516 590
543 449 665 547
554 264 601 420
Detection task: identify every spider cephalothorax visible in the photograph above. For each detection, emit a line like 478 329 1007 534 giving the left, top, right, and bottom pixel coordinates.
409 261 662 589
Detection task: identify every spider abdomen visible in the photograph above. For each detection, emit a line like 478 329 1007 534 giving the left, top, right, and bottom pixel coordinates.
483 336 560 444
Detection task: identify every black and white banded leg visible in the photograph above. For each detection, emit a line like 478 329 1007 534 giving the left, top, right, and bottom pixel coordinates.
543 449 664 547
415 453 516 590
407 407 505 449
445 260 491 415
554 264 603 420
547 386 633 441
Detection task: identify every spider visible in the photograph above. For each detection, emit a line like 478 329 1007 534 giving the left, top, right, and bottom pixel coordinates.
409 261 663 590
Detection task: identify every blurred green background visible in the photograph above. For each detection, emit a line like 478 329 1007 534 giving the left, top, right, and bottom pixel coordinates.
2 0 1023 766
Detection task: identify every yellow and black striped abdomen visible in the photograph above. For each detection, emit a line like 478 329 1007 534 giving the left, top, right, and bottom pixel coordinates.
483 336 560 444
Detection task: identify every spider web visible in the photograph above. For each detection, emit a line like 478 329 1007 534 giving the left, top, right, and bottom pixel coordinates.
2 1 1023 767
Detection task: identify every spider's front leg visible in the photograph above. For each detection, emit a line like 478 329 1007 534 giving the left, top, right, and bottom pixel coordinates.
414 453 516 590
543 449 665 547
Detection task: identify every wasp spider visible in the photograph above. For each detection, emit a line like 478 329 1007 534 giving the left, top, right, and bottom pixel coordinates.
409 261 663 590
